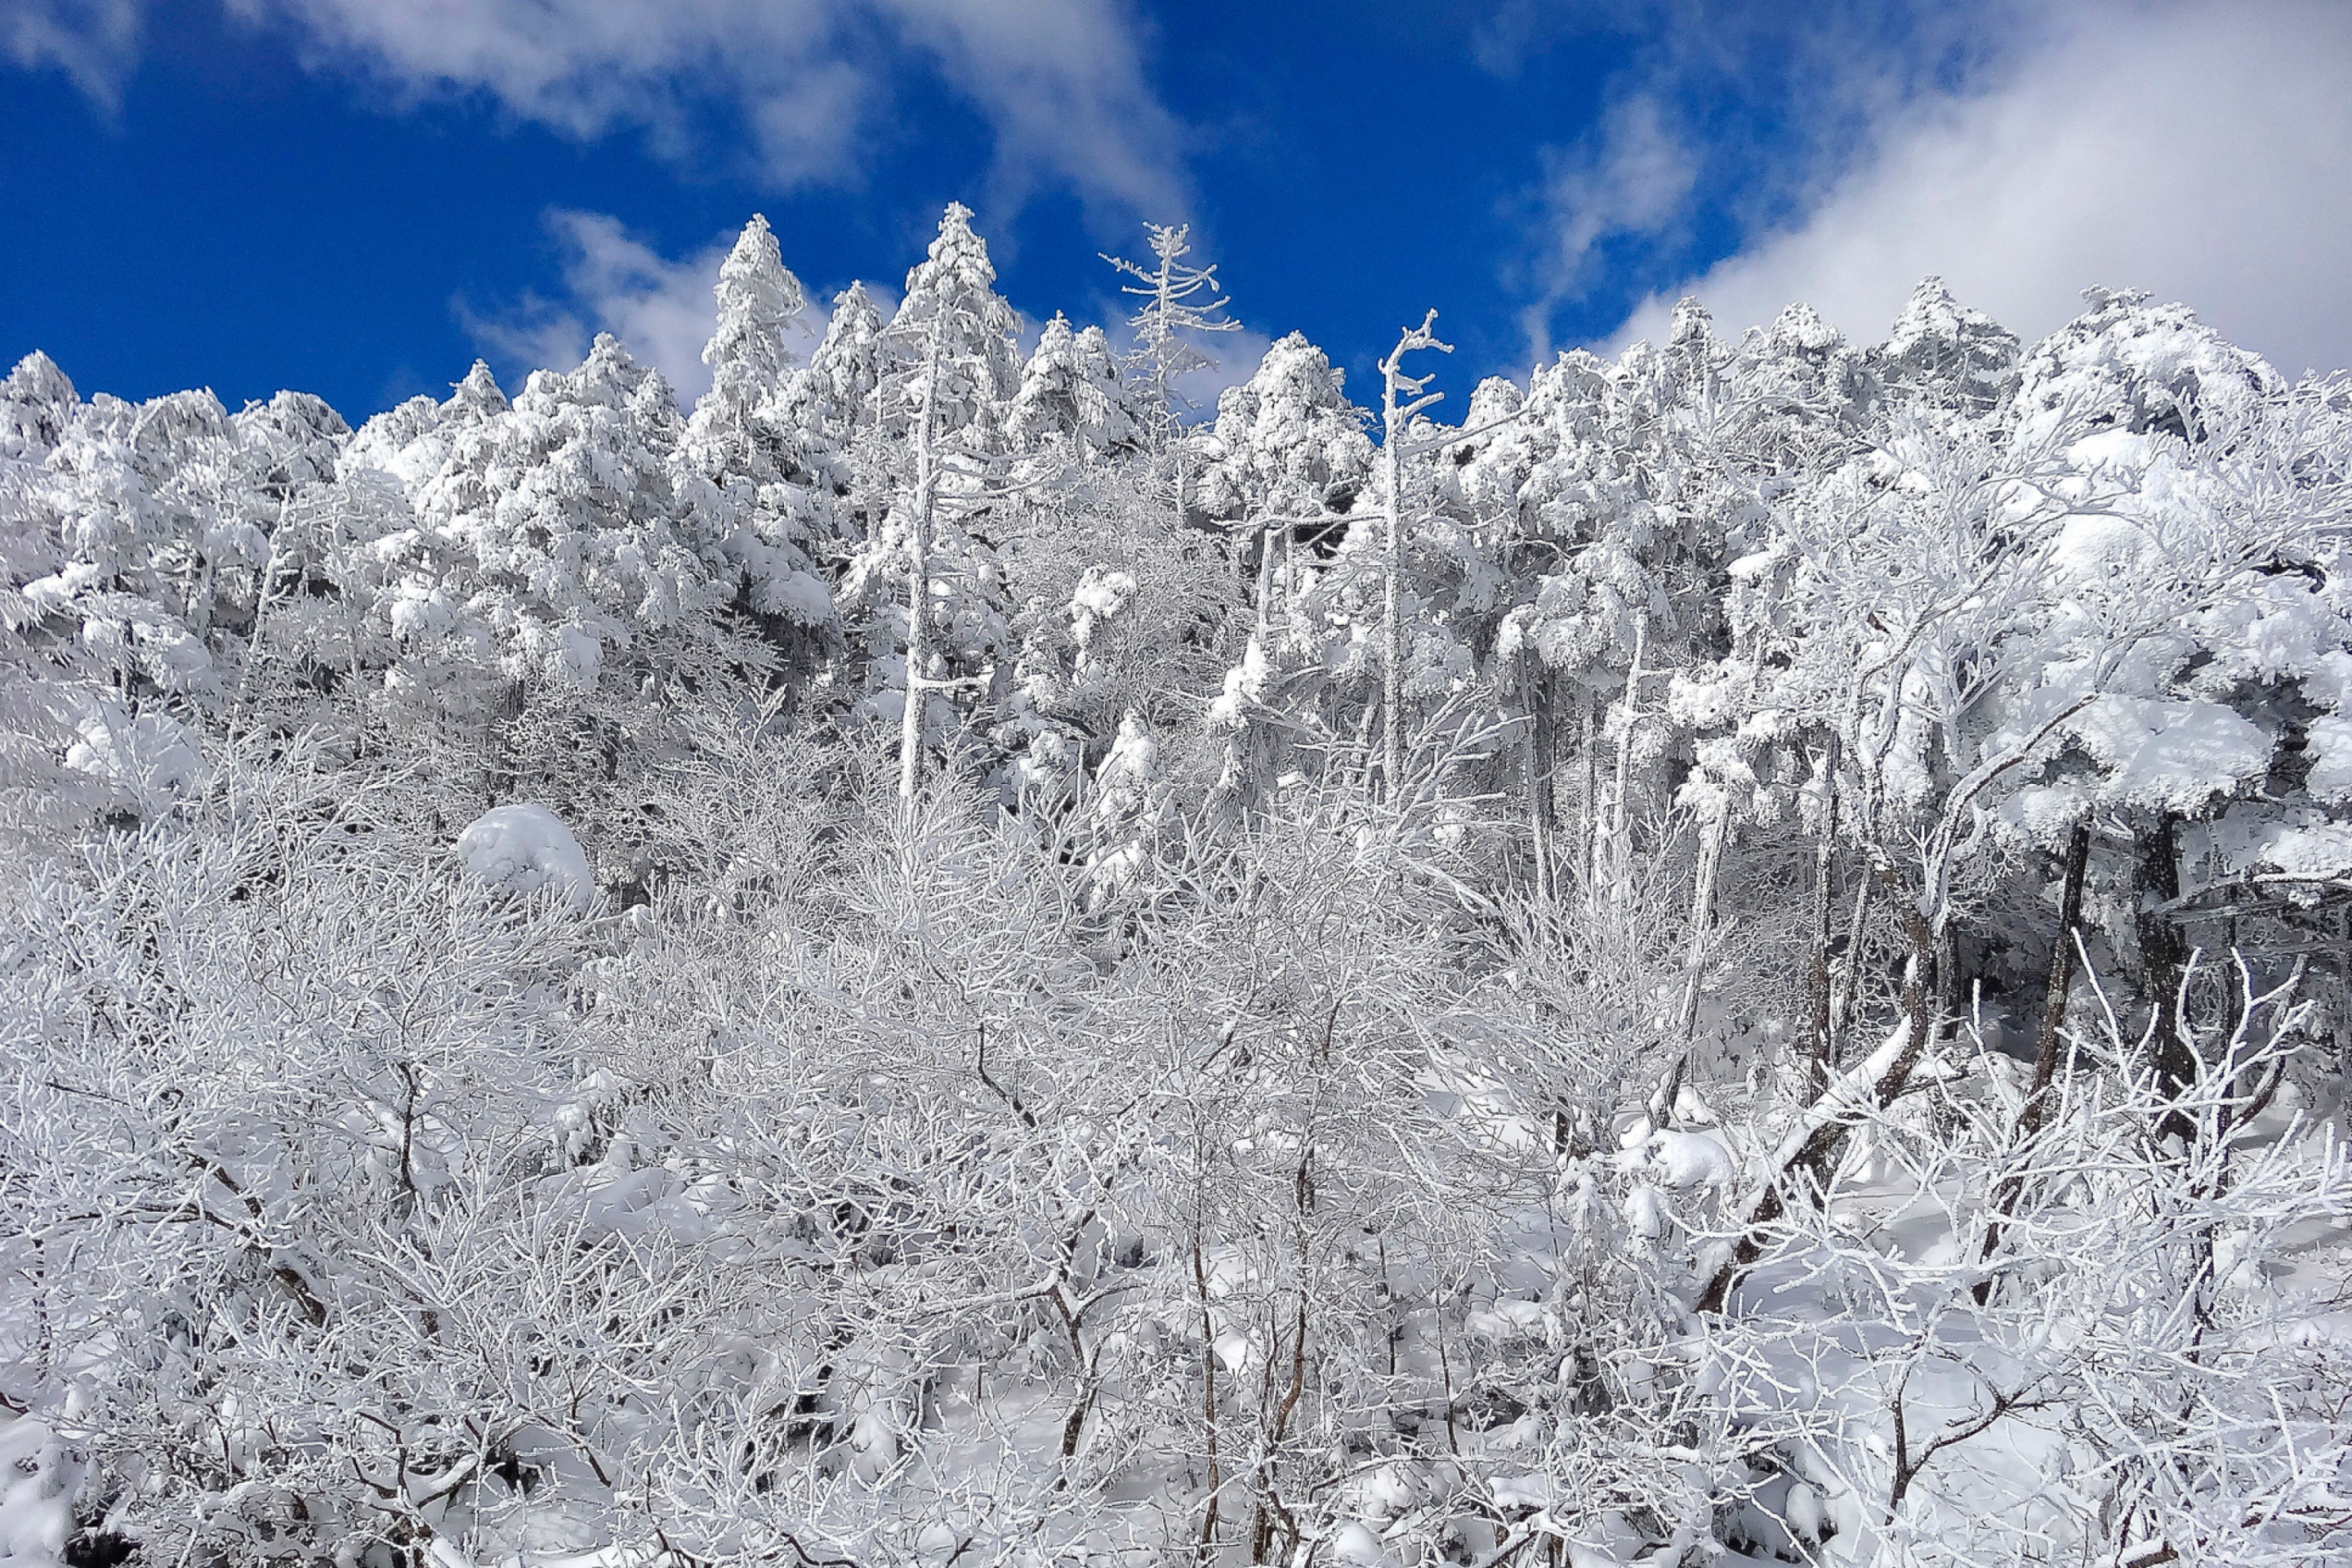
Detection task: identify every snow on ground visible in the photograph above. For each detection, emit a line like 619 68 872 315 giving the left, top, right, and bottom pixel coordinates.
0 1419 74 1566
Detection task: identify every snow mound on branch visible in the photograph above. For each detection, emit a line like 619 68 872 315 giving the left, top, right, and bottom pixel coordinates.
2071 696 2270 813
1465 1297 1550 1343
1617 1128 1737 1190
1330 1521 1394 1567
755 568 834 626
1209 639 1271 728
2305 715 2352 806
65 705 203 809
1069 567 1137 625
2258 818 2352 883
456 803 593 911
546 625 603 691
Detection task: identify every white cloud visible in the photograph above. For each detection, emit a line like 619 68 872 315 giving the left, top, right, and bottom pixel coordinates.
3 0 140 109
1503 2 2020 364
886 0 1187 220
1601 0 2352 375
1518 95 1698 362
459 213 736 403
32 0 1187 218
241 0 1186 216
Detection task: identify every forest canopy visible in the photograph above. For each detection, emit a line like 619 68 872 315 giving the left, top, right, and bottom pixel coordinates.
2 206 2349 1568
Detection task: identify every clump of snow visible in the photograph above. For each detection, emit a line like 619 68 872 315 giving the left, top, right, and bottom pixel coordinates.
1090 710 1158 820
1329 1521 1394 1567
1069 566 1137 627
2258 818 2352 884
546 624 604 691
0 1418 78 1566
456 803 594 911
1013 728 1076 798
1069 567 1140 673
387 577 459 642
757 568 834 626
1617 1128 1737 1190
2305 715 2352 806
2001 781 2091 849
2069 696 2270 813
1465 1297 1550 1343
1209 639 1271 728
65 702 204 810
1624 1182 1669 1241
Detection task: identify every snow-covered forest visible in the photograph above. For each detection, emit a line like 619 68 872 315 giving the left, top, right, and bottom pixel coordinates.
4 204 2350 1568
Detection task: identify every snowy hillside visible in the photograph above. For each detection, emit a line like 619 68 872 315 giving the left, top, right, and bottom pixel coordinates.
2 211 2349 1568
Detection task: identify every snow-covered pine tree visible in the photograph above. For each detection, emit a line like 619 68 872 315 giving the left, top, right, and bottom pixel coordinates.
839 202 1020 800
1374 310 1452 799
675 214 840 665
784 278 887 448
1871 274 2020 416
1005 313 1142 464
0 352 115 835
1196 333 1375 810
1102 222 1241 452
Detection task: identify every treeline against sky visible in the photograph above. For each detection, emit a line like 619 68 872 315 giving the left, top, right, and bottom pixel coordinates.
2 206 2350 1567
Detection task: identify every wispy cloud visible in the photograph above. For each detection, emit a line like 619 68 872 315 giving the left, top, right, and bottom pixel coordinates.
1504 0 2031 362
32 0 1189 222
458 212 738 402
1516 96 1697 362
882 0 1187 220
3 0 140 110
1602 0 2352 376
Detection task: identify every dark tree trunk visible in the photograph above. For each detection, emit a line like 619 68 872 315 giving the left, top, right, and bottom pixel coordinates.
1697 871 1940 1315
1521 649 1554 903
1802 733 1842 1102
1830 868 1876 1051
2135 812 2194 1141
1579 688 1599 908
1976 820 2092 1301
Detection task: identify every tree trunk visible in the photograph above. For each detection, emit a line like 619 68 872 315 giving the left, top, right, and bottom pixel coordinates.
1829 867 1875 1050
1380 430 1405 801
1192 1238 1220 1555
1521 648 1554 903
1579 688 1600 911
484 676 525 806
898 315 947 803
1937 922 1967 1041
1606 634 1645 906
1975 820 2091 1299
1253 518 1280 640
2028 823 2094 1111
1375 314 1446 800
1802 733 1842 1103
1696 869 1939 1315
1654 808 1728 1123
2135 812 2194 1141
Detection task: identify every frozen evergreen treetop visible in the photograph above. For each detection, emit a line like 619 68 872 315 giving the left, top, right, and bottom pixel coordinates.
702 212 806 411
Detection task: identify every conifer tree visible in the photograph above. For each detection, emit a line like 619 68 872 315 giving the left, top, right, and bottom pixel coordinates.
785 280 886 447
849 203 1021 799
679 214 837 643
1374 311 1451 798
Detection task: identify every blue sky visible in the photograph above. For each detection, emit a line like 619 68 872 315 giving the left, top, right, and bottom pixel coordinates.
5 0 2350 421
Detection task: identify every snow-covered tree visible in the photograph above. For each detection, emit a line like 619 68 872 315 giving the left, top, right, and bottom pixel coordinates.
839 202 1022 799
1005 313 1141 462
676 214 840 650
7 209 2352 1568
